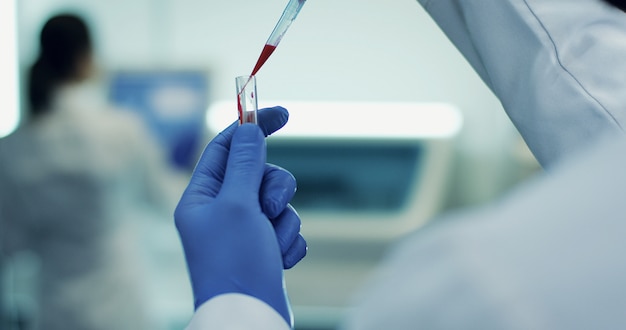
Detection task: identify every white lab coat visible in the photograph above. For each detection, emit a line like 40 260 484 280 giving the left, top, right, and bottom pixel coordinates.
185 0 626 328
0 82 186 330
342 137 626 330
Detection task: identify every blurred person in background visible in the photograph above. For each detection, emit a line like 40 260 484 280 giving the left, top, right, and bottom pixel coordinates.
0 13 185 330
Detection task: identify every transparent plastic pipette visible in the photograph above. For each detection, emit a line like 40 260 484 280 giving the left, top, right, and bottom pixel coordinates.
237 0 306 125
250 0 307 76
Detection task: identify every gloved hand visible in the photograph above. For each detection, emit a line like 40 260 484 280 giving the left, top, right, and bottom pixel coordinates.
175 106 307 325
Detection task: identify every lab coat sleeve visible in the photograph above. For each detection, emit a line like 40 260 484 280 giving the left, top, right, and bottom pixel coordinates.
186 293 291 330
136 132 189 213
417 0 626 167
118 110 189 214
341 133 626 329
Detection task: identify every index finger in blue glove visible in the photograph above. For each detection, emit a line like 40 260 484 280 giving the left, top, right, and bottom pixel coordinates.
180 106 289 206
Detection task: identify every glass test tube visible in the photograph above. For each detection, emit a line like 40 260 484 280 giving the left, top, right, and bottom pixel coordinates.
236 75 258 125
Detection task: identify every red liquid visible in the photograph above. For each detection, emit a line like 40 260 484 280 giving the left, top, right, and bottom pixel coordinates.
237 44 274 124
237 94 244 125
237 92 257 124
250 44 277 76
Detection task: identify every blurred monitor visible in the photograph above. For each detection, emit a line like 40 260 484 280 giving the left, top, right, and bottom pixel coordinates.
206 100 462 240
108 69 210 170
270 141 422 213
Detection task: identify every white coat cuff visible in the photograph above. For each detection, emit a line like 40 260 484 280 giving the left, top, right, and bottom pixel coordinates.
186 293 291 330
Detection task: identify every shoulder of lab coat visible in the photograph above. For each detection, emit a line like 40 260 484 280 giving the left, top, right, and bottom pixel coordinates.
186 293 291 330
417 0 626 167
341 133 626 329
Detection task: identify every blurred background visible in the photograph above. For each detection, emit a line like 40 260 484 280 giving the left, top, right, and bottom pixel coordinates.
0 0 540 329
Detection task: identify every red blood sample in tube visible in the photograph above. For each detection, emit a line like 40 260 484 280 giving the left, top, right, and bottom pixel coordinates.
237 91 256 124
237 94 244 125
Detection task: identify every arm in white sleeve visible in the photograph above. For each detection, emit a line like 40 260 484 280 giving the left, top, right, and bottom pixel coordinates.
186 293 291 330
417 0 626 167
342 133 626 329
121 111 189 213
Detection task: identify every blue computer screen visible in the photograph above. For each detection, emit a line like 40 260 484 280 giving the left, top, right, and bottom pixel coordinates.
108 70 209 170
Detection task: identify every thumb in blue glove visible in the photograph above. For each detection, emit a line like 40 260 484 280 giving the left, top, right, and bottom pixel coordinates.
175 107 306 326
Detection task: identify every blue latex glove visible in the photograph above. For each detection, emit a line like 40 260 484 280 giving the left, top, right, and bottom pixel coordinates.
175 106 307 325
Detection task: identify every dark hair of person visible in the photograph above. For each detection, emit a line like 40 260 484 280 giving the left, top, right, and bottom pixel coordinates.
605 0 626 12
28 14 92 117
